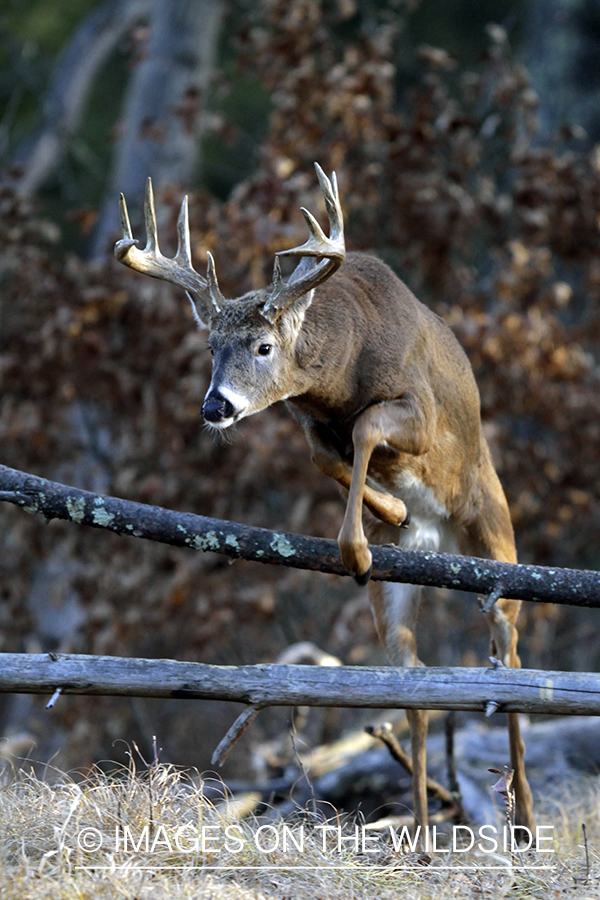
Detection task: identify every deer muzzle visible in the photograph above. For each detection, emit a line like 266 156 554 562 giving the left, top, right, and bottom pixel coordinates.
201 391 235 424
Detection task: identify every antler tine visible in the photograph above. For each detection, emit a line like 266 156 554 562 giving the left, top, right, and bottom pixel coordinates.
143 177 159 254
262 163 345 321
293 206 329 253
114 177 225 321
206 251 224 314
174 195 192 267
118 192 134 243
320 166 342 241
271 255 284 292
276 163 344 261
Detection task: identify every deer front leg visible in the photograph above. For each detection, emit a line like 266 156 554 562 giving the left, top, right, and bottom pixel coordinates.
338 395 434 582
304 425 409 527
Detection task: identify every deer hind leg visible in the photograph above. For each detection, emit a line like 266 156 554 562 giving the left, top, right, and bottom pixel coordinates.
469 472 535 831
366 511 451 836
486 594 535 832
369 577 429 834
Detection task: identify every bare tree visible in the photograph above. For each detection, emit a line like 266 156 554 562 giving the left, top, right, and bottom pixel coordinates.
91 0 225 258
13 0 225 258
14 0 154 197
527 0 600 140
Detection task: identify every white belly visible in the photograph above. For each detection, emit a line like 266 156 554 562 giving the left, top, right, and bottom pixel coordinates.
368 469 458 554
368 471 459 666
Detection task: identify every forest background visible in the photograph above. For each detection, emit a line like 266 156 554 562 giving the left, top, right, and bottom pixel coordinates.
1 0 600 780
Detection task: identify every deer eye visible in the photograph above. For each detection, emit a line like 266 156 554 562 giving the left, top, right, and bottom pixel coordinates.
257 344 272 356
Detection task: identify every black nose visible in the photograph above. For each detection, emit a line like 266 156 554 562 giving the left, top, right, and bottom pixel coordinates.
202 392 234 423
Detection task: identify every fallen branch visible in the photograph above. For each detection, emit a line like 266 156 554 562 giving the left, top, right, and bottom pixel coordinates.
1 464 599 607
0 652 599 716
211 705 263 767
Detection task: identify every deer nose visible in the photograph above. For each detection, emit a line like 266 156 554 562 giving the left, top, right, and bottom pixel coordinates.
202 392 234 423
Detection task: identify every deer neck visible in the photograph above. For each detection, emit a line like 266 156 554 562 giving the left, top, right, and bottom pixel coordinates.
287 312 363 427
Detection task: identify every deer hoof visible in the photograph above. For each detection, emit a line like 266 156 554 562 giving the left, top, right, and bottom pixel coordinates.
354 564 373 586
338 531 372 582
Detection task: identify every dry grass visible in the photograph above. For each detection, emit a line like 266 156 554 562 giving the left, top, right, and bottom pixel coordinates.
0 758 597 900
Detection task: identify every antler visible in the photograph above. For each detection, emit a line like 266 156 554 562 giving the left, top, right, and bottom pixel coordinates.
114 178 224 322
261 163 346 322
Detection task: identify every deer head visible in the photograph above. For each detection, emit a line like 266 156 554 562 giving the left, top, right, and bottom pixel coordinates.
115 164 345 429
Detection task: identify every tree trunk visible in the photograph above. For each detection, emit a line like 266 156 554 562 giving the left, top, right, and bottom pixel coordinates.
90 0 225 259
14 0 153 197
526 0 600 140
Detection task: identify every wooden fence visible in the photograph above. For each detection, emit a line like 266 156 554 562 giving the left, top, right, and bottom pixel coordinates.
1 462 599 763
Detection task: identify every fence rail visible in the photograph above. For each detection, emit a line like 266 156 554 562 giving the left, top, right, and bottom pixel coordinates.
0 652 598 717
1 464 600 607
2 464 600 764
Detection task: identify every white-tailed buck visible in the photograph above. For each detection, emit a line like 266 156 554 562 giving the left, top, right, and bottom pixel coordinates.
115 164 534 833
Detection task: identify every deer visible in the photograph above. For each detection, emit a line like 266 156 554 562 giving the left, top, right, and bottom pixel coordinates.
114 164 534 835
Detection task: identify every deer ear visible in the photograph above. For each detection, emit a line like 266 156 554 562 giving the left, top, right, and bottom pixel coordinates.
276 288 314 341
186 290 210 329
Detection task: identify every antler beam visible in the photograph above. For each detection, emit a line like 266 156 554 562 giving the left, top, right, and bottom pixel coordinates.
114 177 224 320
262 163 346 321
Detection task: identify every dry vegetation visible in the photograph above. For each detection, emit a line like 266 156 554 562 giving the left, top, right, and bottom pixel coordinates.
0 760 597 900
